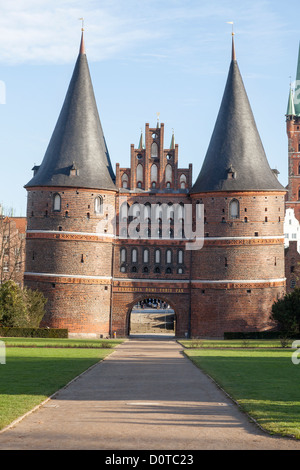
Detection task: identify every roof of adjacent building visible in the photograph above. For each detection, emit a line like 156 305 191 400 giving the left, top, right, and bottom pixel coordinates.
25 32 116 191
191 36 284 194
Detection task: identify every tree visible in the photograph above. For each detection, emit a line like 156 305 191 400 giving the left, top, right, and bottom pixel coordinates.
0 280 28 327
0 280 47 328
25 287 47 327
271 288 300 335
0 215 26 286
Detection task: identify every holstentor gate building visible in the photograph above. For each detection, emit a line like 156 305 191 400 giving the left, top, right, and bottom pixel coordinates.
24 33 286 338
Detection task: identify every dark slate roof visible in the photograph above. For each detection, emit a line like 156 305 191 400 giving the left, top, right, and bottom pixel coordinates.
25 34 116 191
191 54 284 194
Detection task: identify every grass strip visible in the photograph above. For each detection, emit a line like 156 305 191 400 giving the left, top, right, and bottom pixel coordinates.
179 339 295 349
0 341 120 430
1 337 123 349
184 348 300 439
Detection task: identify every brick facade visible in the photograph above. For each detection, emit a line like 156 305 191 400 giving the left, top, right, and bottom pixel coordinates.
23 36 287 338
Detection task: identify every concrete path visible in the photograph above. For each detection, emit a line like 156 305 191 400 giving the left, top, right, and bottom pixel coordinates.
1 337 300 450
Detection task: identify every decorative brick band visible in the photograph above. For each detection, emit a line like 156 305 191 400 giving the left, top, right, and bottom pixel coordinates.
113 286 189 294
24 272 112 285
24 272 285 290
192 278 285 289
26 230 114 242
202 237 284 246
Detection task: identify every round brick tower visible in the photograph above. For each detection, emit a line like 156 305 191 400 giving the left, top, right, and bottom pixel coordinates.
24 32 117 337
189 36 286 337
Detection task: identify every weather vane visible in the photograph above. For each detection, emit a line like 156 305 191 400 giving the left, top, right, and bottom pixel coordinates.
79 17 84 31
156 112 160 124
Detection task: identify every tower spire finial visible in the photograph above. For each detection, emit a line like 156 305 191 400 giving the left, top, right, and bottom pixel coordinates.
227 22 236 61
79 18 85 54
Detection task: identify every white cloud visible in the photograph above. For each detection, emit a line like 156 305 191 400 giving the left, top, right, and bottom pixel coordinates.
0 0 292 66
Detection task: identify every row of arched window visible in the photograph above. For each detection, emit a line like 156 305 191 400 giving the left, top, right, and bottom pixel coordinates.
121 167 187 189
120 247 184 274
120 201 186 221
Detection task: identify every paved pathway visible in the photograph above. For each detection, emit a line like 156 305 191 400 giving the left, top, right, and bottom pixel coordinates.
1 338 300 450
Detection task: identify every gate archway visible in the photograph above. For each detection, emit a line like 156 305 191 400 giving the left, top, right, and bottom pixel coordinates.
128 297 176 336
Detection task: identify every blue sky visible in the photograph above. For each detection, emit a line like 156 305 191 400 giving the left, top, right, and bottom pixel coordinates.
0 0 299 216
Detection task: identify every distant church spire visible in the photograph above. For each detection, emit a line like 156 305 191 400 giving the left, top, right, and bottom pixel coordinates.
287 82 296 117
294 42 300 116
138 129 144 149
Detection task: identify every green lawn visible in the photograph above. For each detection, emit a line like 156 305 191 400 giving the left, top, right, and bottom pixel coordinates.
184 345 300 439
0 338 122 430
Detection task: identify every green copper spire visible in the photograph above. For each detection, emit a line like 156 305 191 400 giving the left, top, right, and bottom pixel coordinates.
287 84 296 116
295 42 300 116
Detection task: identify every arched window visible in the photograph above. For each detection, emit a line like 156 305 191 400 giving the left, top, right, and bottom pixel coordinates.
178 249 183 264
131 248 138 263
131 202 141 219
166 249 172 264
151 142 158 158
155 203 162 221
53 193 61 211
136 164 143 186
167 203 174 222
121 173 128 188
177 203 184 222
155 249 161 264
94 196 103 214
229 199 239 219
120 202 129 222
151 164 158 185
165 164 172 184
143 248 149 263
180 174 186 189
120 248 126 263
143 203 151 222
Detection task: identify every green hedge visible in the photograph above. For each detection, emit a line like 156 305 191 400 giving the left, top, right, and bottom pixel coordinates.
223 331 297 340
0 327 68 338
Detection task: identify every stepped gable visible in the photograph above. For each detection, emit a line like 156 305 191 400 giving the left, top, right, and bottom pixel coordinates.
191 37 284 194
25 32 116 191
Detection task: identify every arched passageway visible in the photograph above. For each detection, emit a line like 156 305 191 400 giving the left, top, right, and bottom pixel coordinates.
129 297 176 336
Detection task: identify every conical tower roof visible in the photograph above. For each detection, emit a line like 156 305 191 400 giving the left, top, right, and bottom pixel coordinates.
191 37 284 194
25 32 116 191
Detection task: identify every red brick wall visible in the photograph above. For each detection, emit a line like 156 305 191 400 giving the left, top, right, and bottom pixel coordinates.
286 116 300 220
25 187 116 336
189 191 286 337
285 240 300 293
